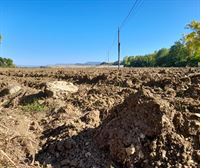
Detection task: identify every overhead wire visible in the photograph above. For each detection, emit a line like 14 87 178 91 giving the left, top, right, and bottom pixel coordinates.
107 0 144 62
119 0 141 30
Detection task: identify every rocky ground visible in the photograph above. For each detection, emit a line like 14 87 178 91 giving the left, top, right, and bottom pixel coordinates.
0 67 200 168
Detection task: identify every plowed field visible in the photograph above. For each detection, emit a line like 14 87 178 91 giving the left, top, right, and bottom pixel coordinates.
0 68 200 168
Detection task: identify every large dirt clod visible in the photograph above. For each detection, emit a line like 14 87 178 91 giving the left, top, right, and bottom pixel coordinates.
95 87 199 167
44 81 78 98
1 84 22 96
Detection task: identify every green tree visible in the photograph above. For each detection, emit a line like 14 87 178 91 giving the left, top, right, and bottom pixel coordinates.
123 56 130 66
184 21 200 55
122 21 199 68
167 42 190 67
0 34 15 67
184 21 200 66
155 48 169 66
5 58 14 67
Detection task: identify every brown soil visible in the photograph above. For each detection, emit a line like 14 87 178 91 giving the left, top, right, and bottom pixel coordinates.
0 67 200 168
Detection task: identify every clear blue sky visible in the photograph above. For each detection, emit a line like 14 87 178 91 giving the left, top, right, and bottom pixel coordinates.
0 0 200 66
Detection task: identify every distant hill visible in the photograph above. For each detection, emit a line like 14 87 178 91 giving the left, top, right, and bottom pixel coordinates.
85 62 101 65
45 62 102 68
75 62 101 65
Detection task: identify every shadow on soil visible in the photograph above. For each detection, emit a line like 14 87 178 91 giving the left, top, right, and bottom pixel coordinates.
35 102 123 168
19 91 47 105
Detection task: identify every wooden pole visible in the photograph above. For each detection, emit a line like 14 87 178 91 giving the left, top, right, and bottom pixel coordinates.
118 27 120 70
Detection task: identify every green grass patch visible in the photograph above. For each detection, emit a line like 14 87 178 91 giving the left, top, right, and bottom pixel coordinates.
22 99 47 112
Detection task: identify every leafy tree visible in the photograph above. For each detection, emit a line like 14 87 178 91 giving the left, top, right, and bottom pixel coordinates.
5 58 14 67
167 42 190 67
123 56 130 66
184 21 200 66
184 21 200 55
122 21 199 67
0 34 15 67
0 57 15 67
155 48 169 66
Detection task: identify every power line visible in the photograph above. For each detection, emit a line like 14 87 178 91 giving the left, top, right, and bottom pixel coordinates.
117 0 144 69
108 0 143 51
131 0 144 20
127 0 144 26
106 0 144 64
119 0 142 30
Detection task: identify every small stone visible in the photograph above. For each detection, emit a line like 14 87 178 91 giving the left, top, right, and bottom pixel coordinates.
85 142 90 146
192 113 200 118
85 152 91 157
125 80 133 87
34 161 40 166
167 163 171 167
161 150 166 158
150 140 157 150
194 121 200 126
182 153 187 160
176 163 182 168
187 159 194 164
156 161 162 166
150 152 156 157
46 164 52 168
109 165 115 168
125 144 135 156
140 133 145 139
38 99 45 104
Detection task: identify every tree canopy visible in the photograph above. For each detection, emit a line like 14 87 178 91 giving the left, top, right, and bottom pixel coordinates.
123 21 200 67
0 34 15 67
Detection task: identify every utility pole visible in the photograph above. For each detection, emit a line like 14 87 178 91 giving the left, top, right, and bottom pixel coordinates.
118 27 120 70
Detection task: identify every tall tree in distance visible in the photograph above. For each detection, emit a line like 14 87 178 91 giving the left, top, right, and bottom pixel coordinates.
0 34 15 67
155 48 169 66
167 42 190 67
184 21 200 66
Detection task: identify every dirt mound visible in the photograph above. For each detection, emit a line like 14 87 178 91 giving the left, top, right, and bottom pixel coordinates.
96 87 200 167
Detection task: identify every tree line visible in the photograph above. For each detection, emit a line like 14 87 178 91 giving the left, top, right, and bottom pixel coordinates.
0 34 15 67
123 21 200 67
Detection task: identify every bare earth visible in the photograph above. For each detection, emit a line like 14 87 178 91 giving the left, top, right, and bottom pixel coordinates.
0 67 200 168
